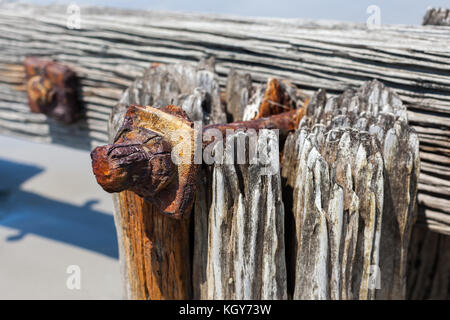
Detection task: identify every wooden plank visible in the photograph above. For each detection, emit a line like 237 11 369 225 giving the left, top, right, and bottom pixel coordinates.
0 2 449 153
202 131 287 299
114 191 192 299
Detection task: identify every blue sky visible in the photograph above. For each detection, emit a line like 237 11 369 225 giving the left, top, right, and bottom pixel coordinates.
27 0 450 25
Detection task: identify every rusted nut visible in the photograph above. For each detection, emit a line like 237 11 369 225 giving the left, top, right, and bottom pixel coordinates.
24 57 81 124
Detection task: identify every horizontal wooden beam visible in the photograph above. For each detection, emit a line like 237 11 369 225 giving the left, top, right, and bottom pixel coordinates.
0 3 448 234
0 3 449 148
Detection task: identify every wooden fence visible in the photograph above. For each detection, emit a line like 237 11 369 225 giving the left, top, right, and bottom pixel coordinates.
0 3 448 299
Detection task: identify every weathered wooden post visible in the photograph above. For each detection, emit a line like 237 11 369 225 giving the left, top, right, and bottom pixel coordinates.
90 60 425 299
282 81 420 299
423 8 450 25
94 61 304 299
97 61 223 299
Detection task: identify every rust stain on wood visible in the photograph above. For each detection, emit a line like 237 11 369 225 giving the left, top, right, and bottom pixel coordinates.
257 78 295 118
117 190 191 299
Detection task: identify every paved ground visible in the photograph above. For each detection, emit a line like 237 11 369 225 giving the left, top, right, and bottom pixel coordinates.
0 135 122 299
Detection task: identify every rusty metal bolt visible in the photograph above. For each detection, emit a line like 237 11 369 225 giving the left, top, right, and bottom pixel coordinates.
91 102 306 219
24 57 81 124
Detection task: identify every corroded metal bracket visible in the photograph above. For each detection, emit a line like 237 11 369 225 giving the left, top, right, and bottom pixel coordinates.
24 57 81 124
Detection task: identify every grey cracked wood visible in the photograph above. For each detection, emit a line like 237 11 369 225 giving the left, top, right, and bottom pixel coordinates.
423 8 450 26
407 224 450 299
109 60 289 299
282 80 420 299
201 130 287 299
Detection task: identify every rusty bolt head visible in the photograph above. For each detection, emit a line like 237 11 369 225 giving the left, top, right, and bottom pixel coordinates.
24 57 81 124
91 104 198 219
91 128 176 197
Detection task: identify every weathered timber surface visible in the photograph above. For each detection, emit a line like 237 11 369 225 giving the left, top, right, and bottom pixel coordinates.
0 3 450 151
113 191 191 299
193 70 310 299
110 61 290 299
225 70 308 122
282 80 420 299
423 8 450 26
229 70 449 235
199 131 288 299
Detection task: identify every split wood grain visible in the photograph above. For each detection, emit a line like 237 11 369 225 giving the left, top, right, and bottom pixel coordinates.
200 130 288 299
282 80 420 299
